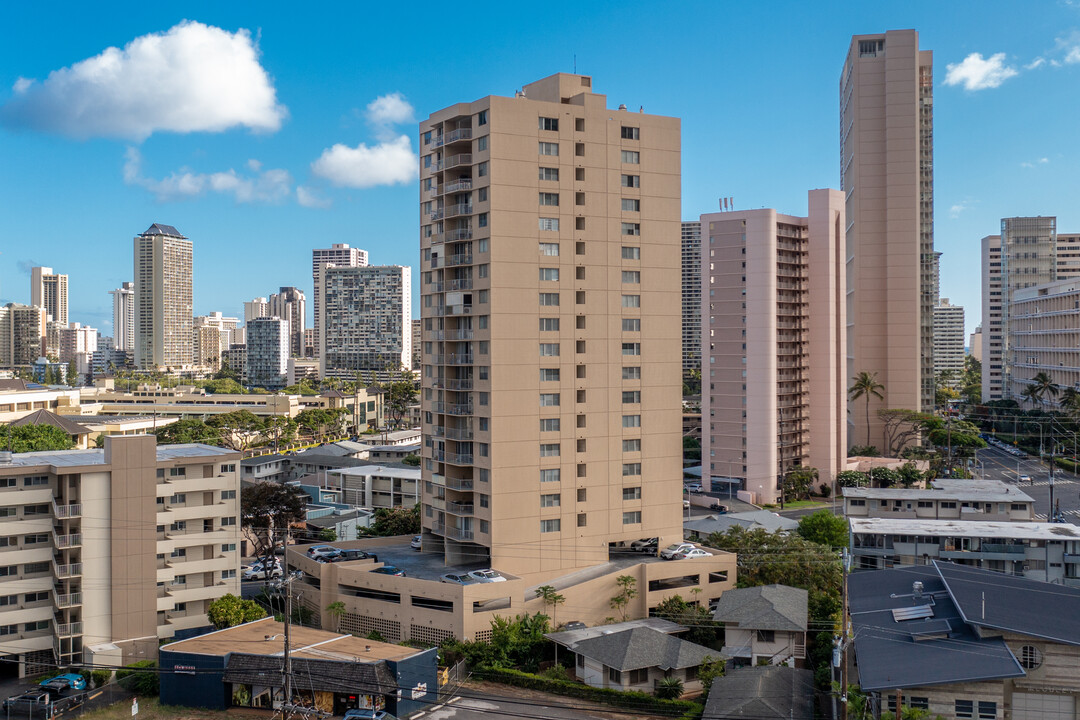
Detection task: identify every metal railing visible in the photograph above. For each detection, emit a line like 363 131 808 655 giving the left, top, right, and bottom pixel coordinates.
444 477 474 491
444 179 473 193
445 154 473 169
56 622 83 637
434 354 474 365
445 427 474 441
446 203 473 218
55 592 82 609
445 501 475 515
446 229 473 242
449 278 474 291
445 379 473 390
445 128 473 143
55 534 82 549
53 503 81 519
54 562 83 579
444 453 474 465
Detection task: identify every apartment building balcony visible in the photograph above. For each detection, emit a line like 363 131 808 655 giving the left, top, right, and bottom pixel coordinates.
429 473 446 487
445 228 473 242
445 402 474 415
428 449 445 462
443 178 472 194
56 622 83 638
55 592 82 609
444 154 473 170
444 452 474 466
446 253 473 267
430 134 445 148
445 303 473 316
445 501 475 516
429 208 445 221
444 476 474 491
52 503 81 519
445 427 474 441
445 128 472 144
434 354 474 365
445 378 473 391
53 562 82 579
54 533 82 550
446 203 473 219
428 496 445 511
429 233 444 246
430 425 446 438
445 328 474 340
448 278 474 291
431 523 474 541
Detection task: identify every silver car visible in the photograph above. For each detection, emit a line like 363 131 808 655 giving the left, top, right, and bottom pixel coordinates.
440 573 479 585
467 569 507 583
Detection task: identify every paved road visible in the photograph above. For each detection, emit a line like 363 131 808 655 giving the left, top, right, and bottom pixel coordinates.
977 444 1080 521
420 689 657 720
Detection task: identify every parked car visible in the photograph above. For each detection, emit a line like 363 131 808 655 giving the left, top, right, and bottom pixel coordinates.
410 535 422 550
371 566 406 577
683 500 690 510
343 709 393 720
3 691 52 715
467 569 506 583
708 503 728 514
672 548 713 560
39 673 86 692
307 545 339 559
563 621 586 631
629 537 659 553
315 550 342 563
686 482 704 493
660 542 697 560
440 573 479 585
243 565 284 581
334 549 378 562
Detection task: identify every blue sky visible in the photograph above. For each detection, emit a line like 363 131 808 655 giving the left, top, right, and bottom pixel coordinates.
2 1 1079 339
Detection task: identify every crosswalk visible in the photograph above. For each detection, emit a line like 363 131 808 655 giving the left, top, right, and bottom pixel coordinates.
1027 479 1078 486
1035 510 1080 520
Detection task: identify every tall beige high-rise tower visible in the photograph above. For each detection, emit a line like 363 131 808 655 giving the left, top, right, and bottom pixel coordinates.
312 244 368 352
932 298 965 387
133 223 193 370
841 30 935 450
31 267 68 325
419 73 683 577
701 190 847 503
109 281 135 352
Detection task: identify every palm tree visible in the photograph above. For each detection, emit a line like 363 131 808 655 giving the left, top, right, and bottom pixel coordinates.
1061 387 1080 415
1030 372 1060 409
325 601 346 633
534 585 566 626
848 372 885 449
1021 385 1039 410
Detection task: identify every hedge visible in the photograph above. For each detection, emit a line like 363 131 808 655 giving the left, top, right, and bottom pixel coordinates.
477 667 703 719
1056 457 1080 473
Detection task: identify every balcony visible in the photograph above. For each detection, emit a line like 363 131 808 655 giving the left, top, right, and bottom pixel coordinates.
430 474 446 487
446 328 474 340
429 233 444 246
56 622 83 637
434 354 474 366
449 278 474 291
445 379 473 391
446 304 473 316
445 526 475 541
54 562 82 579
55 534 82 550
428 496 445 511
53 503 81 519
446 203 473 219
429 209 445 221
444 179 473 194
444 452 474 466
445 128 473 144
444 477 474 491
447 253 473 267
445 501 475 516
430 425 446 438
446 228 473 242
55 592 82 609
445 427 474 441
444 154 473 170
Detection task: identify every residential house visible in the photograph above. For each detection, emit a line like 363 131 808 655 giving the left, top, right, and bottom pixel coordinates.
843 479 1035 522
685 510 798 540
704 665 815 720
712 585 807 667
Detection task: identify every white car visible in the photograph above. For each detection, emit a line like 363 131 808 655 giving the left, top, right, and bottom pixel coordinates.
1019 475 1032 484
410 535 422 550
672 548 712 560
685 482 704 493
243 565 284 581
467 569 506 583
306 545 338 560
660 542 697 560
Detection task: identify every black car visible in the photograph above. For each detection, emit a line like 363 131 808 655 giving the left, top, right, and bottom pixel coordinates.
333 549 378 563
2 690 84 717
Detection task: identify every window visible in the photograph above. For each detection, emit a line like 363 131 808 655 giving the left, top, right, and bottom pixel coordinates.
23 505 48 516
23 476 48 486
539 117 559 131
955 700 974 719
477 135 488 152
540 393 560 407
622 271 640 283
0 479 13 488
539 167 559 181
222 517 237 526
628 668 648 684
222 569 237 580
621 223 641 236
539 292 560 306
170 521 186 532
173 575 187 585
622 295 640 308
621 198 640 212
622 415 641 428
978 701 997 719
622 318 641 331
622 511 641 524
622 343 641 356
0 566 14 577
539 343 560 356
23 562 48 574
173 603 187 612
622 463 641 476
24 591 48 603
539 242 560 256
0 596 15 607
621 126 639 140
623 487 641 500
539 267 560 281
848 498 866 507
1019 645 1042 669
539 141 559 156
539 192 560 206
576 290 585 304
169 467 186 477
622 246 640 260
222 543 237 552
608 667 622 684
623 439 641 452
221 490 236 500
540 418 561 432
0 625 16 636
478 212 488 227
539 217 560 232
540 519 561 533
621 150 640 164
24 534 48 545
621 174 640 188
540 369 561 382
540 494 561 508
477 110 488 125
24 621 48 632
477 161 488 176
169 493 186 504
622 391 641 404
540 318 560 331
540 468 561 483
540 443 561 457
170 547 187 558
623 366 641 379
756 630 775 643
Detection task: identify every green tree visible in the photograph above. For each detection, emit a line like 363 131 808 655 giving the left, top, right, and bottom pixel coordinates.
652 595 719 646
319 527 338 542
241 482 306 575
116 660 158 696
878 409 934 456
1029 371 1059 409
961 355 982 404
698 655 725 695
264 415 297 449
325 601 347 633
295 408 332 439
201 378 244 394
871 467 902 487
362 504 420 537
155 418 221 446
401 454 421 467
609 575 638 621
66 361 79 387
385 376 419 430
836 470 868 488
847 445 879 457
848 371 885 448
797 510 849 549
535 585 566 626
0 425 75 452
898 462 925 488
208 593 267 629
783 466 818 500
207 410 264 451
654 675 684 699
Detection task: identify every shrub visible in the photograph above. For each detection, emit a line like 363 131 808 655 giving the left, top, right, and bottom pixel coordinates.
540 664 571 682
117 660 158 696
92 669 112 688
654 675 684 699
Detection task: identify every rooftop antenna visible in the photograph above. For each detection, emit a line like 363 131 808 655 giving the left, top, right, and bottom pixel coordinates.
574 53 577 74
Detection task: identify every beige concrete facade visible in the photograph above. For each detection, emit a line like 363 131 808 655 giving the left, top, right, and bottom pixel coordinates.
418 74 684 578
0 436 240 675
110 282 136 353
701 190 847 503
1009 278 1080 402
933 298 965 386
841 30 935 448
312 244 369 353
133 224 193 370
30 267 68 326
0 304 47 368
681 221 702 376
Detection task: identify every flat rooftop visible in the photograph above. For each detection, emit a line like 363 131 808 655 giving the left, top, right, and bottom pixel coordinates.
0 442 235 467
843 479 1033 504
851 518 1080 539
162 616 420 662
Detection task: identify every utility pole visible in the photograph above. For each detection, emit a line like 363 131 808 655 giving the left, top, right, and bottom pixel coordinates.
839 548 850 720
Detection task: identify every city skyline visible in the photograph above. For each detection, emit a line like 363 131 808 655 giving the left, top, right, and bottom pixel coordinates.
3 3 1080 338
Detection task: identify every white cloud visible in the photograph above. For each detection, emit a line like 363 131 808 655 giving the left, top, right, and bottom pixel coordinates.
366 93 414 126
1026 57 1046 70
950 203 968 219
296 186 332 209
1 21 285 140
1067 46 1080 64
944 52 1019 90
124 146 293 203
1021 158 1050 168
310 135 417 189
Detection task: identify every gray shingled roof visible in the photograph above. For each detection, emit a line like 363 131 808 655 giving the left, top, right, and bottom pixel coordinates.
712 585 808 632
10 409 89 436
685 510 798 536
141 223 186 238
570 626 713 672
704 665 815 719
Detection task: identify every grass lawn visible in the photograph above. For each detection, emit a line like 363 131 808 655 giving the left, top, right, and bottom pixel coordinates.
81 698 229 720
762 500 831 511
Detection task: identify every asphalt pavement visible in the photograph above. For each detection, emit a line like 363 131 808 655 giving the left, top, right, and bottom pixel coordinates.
976 444 1080 521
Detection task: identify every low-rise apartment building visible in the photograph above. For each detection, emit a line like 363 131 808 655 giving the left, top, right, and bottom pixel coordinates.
0 436 240 676
324 465 420 509
843 479 1035 522
0 381 80 423
850 517 1080 584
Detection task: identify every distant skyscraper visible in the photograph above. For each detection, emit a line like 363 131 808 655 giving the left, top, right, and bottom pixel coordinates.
411 317 421 371
701 190 847 503
245 317 289 390
110 281 136 352
0 303 47 367
268 287 306 358
133 223 193 370
193 312 240 370
842 29 935 448
681 221 702 377
970 325 982 363
243 297 269 324
31 267 68 325
312 244 368 351
932 298 965 388
321 265 410 379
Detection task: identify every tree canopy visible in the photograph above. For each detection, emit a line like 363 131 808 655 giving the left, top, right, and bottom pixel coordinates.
208 594 267 629
155 418 222 446
0 424 75 452
362 505 420 537
796 511 849 549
